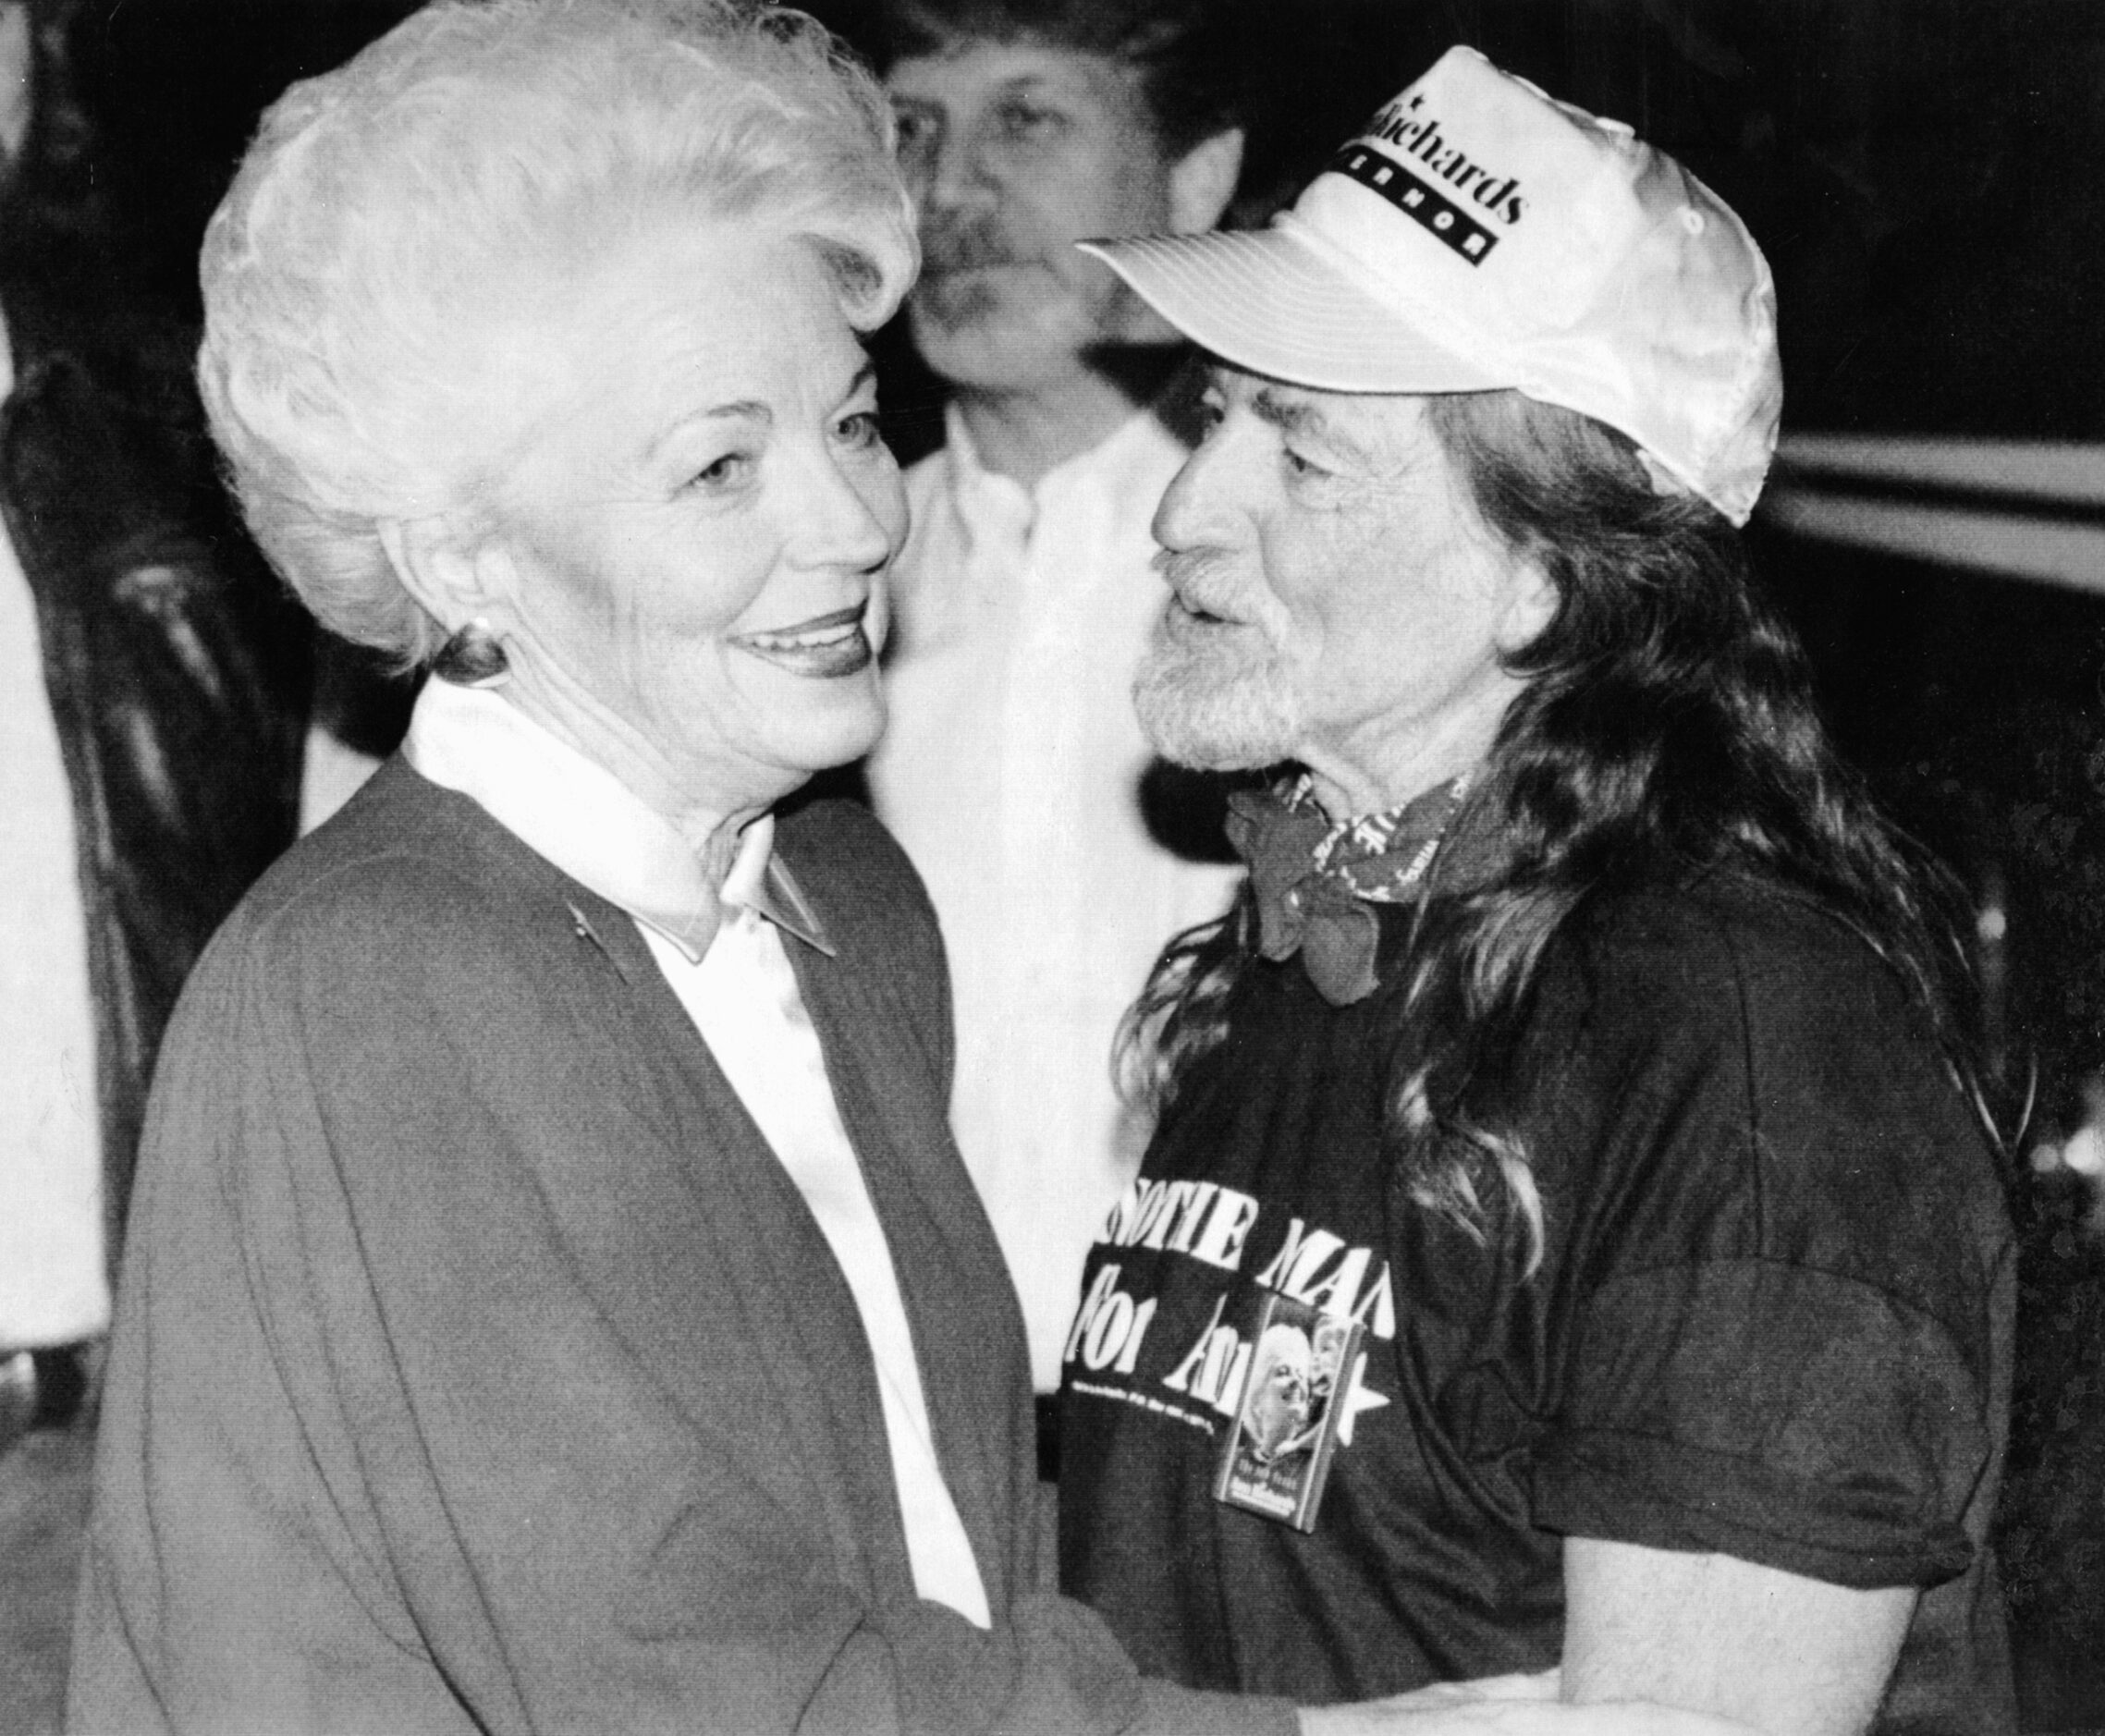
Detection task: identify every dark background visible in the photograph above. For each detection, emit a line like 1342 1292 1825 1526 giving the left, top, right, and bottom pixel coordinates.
54 1 2105 1726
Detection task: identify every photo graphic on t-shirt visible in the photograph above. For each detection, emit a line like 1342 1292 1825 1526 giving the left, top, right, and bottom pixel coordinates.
1213 1289 1364 1531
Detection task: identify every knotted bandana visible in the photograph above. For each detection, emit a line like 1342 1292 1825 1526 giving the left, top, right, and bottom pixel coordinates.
1225 774 1472 1006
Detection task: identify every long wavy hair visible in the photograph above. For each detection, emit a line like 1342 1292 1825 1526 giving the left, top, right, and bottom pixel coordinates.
1119 389 1989 1270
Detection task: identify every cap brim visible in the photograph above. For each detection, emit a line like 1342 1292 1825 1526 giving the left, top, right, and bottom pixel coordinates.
1081 223 1511 396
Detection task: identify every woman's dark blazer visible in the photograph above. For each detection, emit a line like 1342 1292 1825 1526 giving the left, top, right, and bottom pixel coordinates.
67 758 1290 1736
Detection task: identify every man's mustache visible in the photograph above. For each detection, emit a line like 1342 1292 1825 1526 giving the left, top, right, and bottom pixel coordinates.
1153 548 1242 617
1154 548 1225 592
918 214 1034 276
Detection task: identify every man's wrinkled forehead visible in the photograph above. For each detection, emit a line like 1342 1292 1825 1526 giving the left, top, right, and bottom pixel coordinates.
1212 362 1393 472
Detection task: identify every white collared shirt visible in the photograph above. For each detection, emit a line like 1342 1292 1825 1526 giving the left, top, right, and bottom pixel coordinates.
407 679 990 1627
866 407 1243 1389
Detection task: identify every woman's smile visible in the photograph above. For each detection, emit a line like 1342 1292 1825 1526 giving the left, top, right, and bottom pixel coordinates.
731 601 877 678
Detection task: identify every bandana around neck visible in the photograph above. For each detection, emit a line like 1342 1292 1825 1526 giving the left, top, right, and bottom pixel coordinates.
1224 772 1473 1005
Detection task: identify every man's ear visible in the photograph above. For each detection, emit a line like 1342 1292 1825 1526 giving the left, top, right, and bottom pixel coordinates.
377 514 518 638
1168 127 1244 235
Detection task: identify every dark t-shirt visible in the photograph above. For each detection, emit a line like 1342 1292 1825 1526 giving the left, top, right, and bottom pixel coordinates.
1059 870 2015 1733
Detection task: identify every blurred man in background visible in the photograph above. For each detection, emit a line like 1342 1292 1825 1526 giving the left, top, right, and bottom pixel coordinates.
864 0 1250 1393
0 0 306 1449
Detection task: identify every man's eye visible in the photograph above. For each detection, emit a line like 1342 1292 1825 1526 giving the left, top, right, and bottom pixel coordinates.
891 108 939 169
996 99 1062 141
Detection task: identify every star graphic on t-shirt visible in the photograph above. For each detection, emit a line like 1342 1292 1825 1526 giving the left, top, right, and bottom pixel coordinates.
1334 1352 1391 1448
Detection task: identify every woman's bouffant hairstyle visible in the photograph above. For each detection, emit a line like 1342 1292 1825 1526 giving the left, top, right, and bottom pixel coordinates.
199 0 917 666
1122 389 1988 1270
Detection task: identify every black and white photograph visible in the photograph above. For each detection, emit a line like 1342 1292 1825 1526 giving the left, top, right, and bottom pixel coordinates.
4 2 2105 1732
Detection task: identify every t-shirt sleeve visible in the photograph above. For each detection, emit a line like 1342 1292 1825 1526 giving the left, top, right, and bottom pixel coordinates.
1531 1260 1986 1587
1524 896 2009 1592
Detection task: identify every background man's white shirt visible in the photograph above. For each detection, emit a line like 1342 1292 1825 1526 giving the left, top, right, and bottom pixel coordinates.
868 405 1242 1388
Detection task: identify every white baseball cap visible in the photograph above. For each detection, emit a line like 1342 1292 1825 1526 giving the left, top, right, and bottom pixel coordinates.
1080 45 1782 525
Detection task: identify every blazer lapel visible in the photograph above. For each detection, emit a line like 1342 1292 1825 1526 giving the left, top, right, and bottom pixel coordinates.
785 927 1031 1612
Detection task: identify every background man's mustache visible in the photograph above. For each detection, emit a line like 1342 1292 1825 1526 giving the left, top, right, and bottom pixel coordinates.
918 216 1034 275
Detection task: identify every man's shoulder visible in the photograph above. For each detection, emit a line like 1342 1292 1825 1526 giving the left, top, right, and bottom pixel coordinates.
1567 869 1913 1025
1547 869 1996 1191
1534 869 1967 1138
1536 874 2008 1312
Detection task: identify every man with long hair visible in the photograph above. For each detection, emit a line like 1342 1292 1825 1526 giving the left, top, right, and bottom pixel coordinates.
1056 48 2015 1736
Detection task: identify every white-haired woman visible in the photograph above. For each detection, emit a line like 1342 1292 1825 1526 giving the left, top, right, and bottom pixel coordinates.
63 6 1291 1732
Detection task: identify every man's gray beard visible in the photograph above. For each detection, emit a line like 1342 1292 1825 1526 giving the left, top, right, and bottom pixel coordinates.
1132 630 1301 773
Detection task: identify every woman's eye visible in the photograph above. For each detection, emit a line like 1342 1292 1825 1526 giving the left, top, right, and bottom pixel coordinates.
1284 447 1328 481
834 410 882 450
691 451 752 490
1195 395 1226 438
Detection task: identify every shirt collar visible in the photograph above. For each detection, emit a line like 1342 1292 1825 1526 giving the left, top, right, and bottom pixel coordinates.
403 677 833 963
